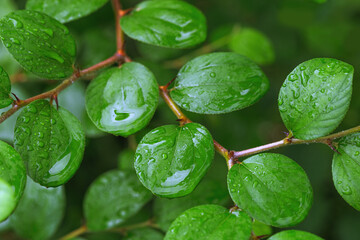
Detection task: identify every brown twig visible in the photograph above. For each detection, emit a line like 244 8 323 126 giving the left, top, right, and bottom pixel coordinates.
0 54 123 124
59 224 87 240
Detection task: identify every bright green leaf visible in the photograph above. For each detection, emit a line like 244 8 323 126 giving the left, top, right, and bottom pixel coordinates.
0 10 76 79
124 228 163 240
154 178 230 231
229 27 275 65
120 0 206 48
170 52 269 114
278 58 353 140
14 99 85 187
26 0 108 23
0 179 15 222
85 63 159 137
332 133 360 210
252 219 272 237
268 230 324 240
227 153 313 227
134 123 214 198
0 66 12 108
0 140 26 222
10 177 65 240
84 170 153 231
165 204 252 240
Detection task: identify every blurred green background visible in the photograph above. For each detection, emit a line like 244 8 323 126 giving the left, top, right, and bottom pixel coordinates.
1 0 360 239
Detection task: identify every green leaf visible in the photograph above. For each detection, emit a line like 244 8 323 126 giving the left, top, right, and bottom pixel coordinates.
0 179 15 222
229 27 275 65
164 204 252 240
0 10 76 79
124 228 164 240
154 178 230 231
0 140 26 222
268 230 324 240
252 219 272 237
10 177 65 240
170 52 269 114
26 0 108 23
120 0 206 48
278 58 353 140
14 99 85 187
85 63 159 137
134 123 214 198
332 133 360 210
0 66 12 108
227 153 313 227
84 170 153 231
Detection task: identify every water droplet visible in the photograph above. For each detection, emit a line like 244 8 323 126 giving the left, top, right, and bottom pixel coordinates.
114 110 129 121
37 141 45 148
341 185 352 195
42 28 53 37
291 89 300 99
40 111 50 117
5 42 12 48
300 66 306 71
22 116 30 123
278 98 283 106
50 119 56 125
135 153 142 163
44 51 64 63
210 72 216 78
10 38 20 45
162 153 168 159
27 105 37 113
8 17 23 29
288 74 298 81
320 89 325 93
355 151 359 156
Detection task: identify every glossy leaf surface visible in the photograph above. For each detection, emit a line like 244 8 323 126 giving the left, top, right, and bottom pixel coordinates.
332 133 360 210
120 0 206 48
10 177 65 240
85 63 159 137
84 170 152 231
170 52 269 114
26 0 108 23
14 100 85 187
0 10 76 79
268 230 324 240
154 178 230 231
0 66 12 108
278 58 353 140
165 204 252 240
227 153 313 227
0 140 26 222
134 123 214 198
229 27 275 65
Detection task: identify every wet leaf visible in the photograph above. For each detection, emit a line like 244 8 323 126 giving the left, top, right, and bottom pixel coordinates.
134 123 214 198
154 178 230 231
170 52 269 114
0 10 76 79
268 230 324 240
165 204 252 240
332 133 360 210
10 177 65 240
84 170 153 231
0 140 26 222
227 153 313 227
120 0 206 48
14 100 85 187
229 27 275 65
85 63 159 137
278 58 353 140
0 66 12 108
26 0 108 23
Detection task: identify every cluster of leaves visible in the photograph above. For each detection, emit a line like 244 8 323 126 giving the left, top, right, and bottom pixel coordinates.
0 0 358 239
